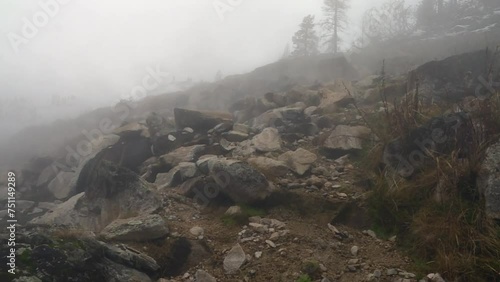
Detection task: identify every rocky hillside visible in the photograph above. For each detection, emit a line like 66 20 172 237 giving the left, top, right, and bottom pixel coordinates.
0 47 499 282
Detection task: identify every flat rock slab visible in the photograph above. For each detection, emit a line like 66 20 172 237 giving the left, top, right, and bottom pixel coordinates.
101 214 168 241
223 243 246 274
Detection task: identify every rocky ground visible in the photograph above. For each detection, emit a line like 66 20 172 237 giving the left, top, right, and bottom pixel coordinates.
1 49 498 282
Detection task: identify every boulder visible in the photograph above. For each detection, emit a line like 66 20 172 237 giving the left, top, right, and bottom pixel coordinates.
31 161 162 231
208 158 273 203
160 145 206 169
36 166 57 187
252 127 282 152
247 157 289 179
408 49 500 102
47 171 77 200
252 106 306 131
317 87 354 114
174 108 233 133
100 214 169 241
155 162 199 189
113 122 150 138
278 148 318 176
195 269 217 282
477 140 500 219
146 112 173 138
322 125 371 154
221 131 249 142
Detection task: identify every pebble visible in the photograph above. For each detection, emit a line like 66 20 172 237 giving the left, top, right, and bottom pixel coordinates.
265 240 276 248
254 251 262 259
387 268 398 276
351 246 359 256
189 226 204 237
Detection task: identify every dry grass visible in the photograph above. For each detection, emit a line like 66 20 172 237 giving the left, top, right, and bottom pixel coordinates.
364 73 500 280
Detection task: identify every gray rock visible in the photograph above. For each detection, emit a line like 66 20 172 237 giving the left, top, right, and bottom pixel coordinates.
224 243 246 274
17 200 36 213
278 148 318 175
323 125 371 152
317 85 354 114
247 157 289 179
209 158 273 204
233 123 251 134
190 226 204 237
47 171 77 200
156 162 199 189
174 108 233 133
221 131 249 142
252 128 282 152
195 269 216 282
225 206 242 215
477 140 500 219
100 214 168 241
387 268 398 276
350 245 359 256
36 165 57 187
31 162 162 231
96 240 160 274
113 122 150 138
160 145 206 168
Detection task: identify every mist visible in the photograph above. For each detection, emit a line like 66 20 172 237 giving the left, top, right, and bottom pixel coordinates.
0 0 404 141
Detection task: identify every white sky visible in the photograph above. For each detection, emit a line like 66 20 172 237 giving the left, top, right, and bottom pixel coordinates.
0 0 419 106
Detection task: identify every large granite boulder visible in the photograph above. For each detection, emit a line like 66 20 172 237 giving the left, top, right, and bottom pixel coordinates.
278 148 318 176
322 125 371 156
100 214 169 241
30 161 162 232
207 158 273 204
174 108 233 133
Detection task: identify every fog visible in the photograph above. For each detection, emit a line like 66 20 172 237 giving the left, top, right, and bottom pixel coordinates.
0 0 417 141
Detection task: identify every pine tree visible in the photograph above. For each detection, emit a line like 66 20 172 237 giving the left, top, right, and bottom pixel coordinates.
292 15 319 57
321 0 350 54
214 70 223 81
281 43 291 60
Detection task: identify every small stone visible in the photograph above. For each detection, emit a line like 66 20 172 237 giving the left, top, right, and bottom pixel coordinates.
373 269 382 278
254 251 262 259
327 223 340 234
363 230 377 238
225 206 242 215
319 263 327 272
347 259 359 265
190 226 204 237
387 268 398 276
265 240 276 248
350 246 359 256
249 222 268 233
248 216 262 224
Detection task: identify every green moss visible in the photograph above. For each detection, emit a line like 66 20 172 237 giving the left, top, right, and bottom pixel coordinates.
220 204 267 226
301 260 320 277
296 274 312 282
